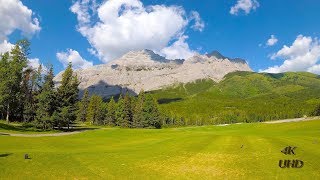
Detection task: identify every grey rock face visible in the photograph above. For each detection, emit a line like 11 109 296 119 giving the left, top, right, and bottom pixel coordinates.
54 50 252 98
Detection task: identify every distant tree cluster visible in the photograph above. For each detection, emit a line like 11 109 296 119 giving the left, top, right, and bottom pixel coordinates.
77 90 162 129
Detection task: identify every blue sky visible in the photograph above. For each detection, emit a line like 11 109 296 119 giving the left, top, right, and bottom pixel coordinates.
1 0 320 74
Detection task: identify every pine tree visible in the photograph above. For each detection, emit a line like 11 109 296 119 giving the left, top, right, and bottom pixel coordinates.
12 40 30 121
86 95 105 125
132 90 145 128
122 93 132 128
35 65 56 129
115 95 125 126
114 93 132 128
105 97 116 126
0 40 28 122
56 63 79 129
0 52 11 122
77 89 89 122
141 94 161 128
21 68 34 122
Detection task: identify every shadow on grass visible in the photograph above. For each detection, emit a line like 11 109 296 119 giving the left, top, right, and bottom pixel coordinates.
58 127 100 132
0 121 100 133
0 153 12 157
0 132 10 136
0 122 47 132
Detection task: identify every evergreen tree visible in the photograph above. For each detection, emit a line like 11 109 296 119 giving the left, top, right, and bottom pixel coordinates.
56 63 79 129
86 95 105 125
141 94 161 128
115 95 125 126
132 90 145 128
0 52 11 121
312 104 320 116
21 68 35 122
77 89 89 122
21 64 43 122
35 65 56 129
0 40 28 122
114 93 132 128
105 97 116 126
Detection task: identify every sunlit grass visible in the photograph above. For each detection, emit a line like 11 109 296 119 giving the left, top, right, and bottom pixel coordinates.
1 120 319 179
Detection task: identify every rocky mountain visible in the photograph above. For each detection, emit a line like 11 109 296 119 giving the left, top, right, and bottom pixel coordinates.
54 49 252 98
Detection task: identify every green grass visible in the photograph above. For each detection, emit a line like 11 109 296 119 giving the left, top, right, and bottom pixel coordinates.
1 120 320 179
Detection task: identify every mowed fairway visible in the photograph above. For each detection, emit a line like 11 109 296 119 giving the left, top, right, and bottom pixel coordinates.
1 120 320 179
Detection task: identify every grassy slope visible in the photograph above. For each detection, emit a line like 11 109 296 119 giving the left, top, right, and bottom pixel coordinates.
0 120 320 179
151 72 320 124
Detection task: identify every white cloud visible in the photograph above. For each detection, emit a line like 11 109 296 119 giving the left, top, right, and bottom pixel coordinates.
160 36 195 59
230 0 259 15
190 11 205 32
28 58 41 69
0 0 42 69
0 40 14 54
71 0 204 62
0 0 41 41
261 35 320 74
27 58 48 73
57 49 93 69
266 35 278 46
307 64 320 74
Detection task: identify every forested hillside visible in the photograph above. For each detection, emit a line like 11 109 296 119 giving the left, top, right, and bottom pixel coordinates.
151 71 320 126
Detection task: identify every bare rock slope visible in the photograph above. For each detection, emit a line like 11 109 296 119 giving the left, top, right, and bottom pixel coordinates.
54 50 252 98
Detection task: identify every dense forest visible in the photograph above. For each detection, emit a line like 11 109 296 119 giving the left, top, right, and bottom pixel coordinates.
0 40 162 129
151 72 320 126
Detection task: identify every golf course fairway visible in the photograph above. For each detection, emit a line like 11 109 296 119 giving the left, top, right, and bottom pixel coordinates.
1 120 320 179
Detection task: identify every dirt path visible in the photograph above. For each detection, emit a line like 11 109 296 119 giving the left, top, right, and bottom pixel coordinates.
262 116 320 124
0 129 92 137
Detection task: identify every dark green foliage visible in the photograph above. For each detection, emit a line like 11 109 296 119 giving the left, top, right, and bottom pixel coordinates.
0 40 29 122
100 92 162 129
132 90 145 128
22 65 43 122
0 41 83 130
115 95 125 126
87 95 105 125
56 63 79 129
35 66 56 129
105 97 116 126
312 104 320 116
77 89 89 122
115 94 133 127
140 94 161 128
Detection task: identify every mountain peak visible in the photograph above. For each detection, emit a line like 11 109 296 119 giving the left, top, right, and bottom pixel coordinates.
206 50 247 64
109 49 169 67
206 50 226 59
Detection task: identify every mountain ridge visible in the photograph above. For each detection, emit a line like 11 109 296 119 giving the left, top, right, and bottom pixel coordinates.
54 50 252 98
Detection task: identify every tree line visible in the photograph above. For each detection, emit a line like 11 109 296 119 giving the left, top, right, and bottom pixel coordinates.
77 90 162 128
0 40 162 129
0 40 79 129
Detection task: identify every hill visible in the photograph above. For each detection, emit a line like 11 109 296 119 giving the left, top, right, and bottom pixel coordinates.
150 71 320 125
